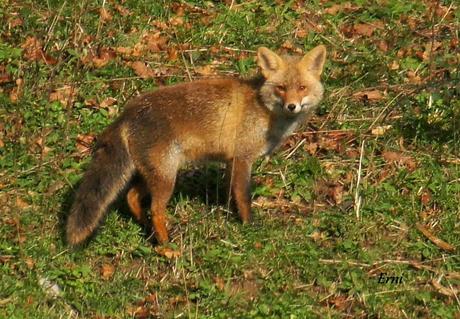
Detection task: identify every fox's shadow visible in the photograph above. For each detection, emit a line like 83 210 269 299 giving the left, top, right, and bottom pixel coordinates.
59 164 231 247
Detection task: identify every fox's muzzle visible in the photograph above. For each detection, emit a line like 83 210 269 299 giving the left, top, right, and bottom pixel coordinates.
284 102 302 114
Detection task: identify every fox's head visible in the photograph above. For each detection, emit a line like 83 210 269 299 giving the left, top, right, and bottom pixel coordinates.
257 45 326 117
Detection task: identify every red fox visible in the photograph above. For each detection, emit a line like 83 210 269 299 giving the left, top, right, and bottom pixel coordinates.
66 45 327 246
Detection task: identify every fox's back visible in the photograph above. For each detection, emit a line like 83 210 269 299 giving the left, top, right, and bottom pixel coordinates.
122 78 269 162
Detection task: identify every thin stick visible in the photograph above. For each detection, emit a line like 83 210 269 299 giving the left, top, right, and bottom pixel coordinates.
368 91 404 131
355 140 365 220
285 138 306 159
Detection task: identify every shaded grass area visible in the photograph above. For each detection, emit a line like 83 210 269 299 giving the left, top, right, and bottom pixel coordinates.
1 0 459 318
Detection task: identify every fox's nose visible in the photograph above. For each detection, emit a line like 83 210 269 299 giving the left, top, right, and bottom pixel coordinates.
287 104 296 112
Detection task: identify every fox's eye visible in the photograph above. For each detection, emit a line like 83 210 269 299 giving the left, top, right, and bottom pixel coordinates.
276 85 286 92
298 85 306 91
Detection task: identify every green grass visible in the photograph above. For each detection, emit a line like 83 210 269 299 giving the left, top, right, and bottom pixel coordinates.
1 0 459 318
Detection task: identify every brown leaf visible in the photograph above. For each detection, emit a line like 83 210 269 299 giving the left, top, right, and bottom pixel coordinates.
324 2 360 15
84 98 97 108
167 47 178 61
21 37 43 61
9 17 23 28
76 134 95 157
377 40 389 52
127 305 151 319
309 230 326 242
25 258 35 269
382 151 417 170
16 197 30 210
305 142 318 155
326 294 351 311
382 151 403 163
115 46 133 56
329 184 344 204
143 32 168 53
389 60 400 70
20 37 57 64
0 66 11 84
101 263 115 280
100 7 113 22
195 65 215 76
214 276 225 291
49 85 78 106
100 97 117 108
371 125 392 136
170 16 184 26
93 48 116 68
353 89 384 102
353 23 376 37
324 4 344 15
115 4 131 16
416 223 455 252
9 89 19 103
420 190 432 206
406 71 422 84
129 61 156 79
154 246 181 259
254 242 263 249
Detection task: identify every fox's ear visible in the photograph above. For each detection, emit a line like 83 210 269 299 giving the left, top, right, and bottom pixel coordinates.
300 45 327 77
257 47 284 78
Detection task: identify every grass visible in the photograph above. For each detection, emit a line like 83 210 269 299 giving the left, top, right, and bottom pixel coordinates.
1 0 459 318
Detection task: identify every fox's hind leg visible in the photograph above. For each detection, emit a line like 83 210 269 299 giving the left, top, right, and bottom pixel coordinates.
136 149 180 245
127 178 149 225
144 171 177 244
227 158 253 223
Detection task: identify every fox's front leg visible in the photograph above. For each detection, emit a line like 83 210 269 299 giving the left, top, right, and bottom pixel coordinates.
227 158 253 223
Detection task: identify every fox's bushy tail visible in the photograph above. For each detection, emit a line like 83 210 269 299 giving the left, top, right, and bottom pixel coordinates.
66 127 135 246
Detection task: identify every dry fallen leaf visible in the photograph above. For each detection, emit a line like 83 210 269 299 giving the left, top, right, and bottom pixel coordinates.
100 7 113 22
20 36 57 64
9 78 23 103
309 230 326 242
406 70 423 84
115 4 131 16
76 134 95 157
353 23 376 37
100 97 117 108
420 190 432 206
16 197 30 210
143 32 168 53
389 60 400 70
195 65 215 76
377 40 389 52
93 48 116 68
0 65 11 84
21 36 43 61
382 150 417 170
371 125 392 136
154 246 181 259
101 263 115 280
214 276 225 291
329 184 344 205
129 61 156 79
353 89 384 101
49 85 78 106
324 2 360 15
9 16 23 28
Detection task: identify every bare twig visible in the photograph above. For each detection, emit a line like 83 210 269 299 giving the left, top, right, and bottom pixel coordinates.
354 140 365 220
